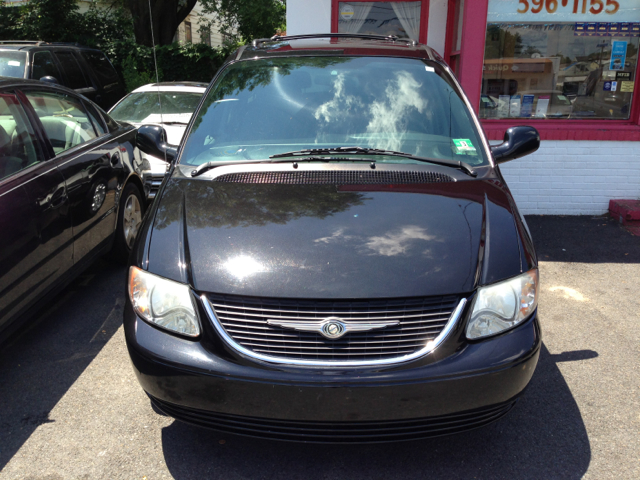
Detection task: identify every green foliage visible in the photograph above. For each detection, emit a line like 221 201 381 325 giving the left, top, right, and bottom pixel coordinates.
199 0 286 44
0 0 133 46
107 40 226 92
0 1 227 93
120 54 160 92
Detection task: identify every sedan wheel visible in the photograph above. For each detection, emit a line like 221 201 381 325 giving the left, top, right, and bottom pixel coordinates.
112 183 145 263
123 194 142 248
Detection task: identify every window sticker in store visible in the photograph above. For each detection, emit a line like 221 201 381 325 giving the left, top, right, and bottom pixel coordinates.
609 41 627 71
452 139 477 155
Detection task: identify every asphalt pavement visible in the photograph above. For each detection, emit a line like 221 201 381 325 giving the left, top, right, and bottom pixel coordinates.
0 214 638 480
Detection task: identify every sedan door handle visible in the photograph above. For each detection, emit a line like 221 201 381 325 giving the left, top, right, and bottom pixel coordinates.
49 187 68 209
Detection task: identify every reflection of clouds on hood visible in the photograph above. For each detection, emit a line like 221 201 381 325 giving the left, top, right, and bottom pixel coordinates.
314 225 439 257
365 226 437 256
366 71 428 151
314 73 363 125
314 228 356 244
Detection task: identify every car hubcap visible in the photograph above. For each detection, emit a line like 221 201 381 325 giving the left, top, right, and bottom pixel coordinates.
123 194 142 248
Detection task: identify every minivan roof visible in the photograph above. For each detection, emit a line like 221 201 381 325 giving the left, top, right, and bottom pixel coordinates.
0 41 99 52
236 34 439 62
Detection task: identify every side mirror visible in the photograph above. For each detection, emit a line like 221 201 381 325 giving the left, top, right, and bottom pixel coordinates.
490 126 540 164
136 125 177 163
39 76 59 85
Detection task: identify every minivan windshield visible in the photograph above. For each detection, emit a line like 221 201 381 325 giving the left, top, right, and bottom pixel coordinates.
181 56 489 167
0 51 27 78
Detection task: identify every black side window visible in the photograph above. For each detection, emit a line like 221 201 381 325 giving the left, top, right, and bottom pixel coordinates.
84 102 107 136
81 51 119 86
54 51 91 90
0 93 42 180
25 91 97 155
31 51 61 81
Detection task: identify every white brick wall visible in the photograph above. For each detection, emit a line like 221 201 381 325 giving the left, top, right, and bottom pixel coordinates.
498 141 640 215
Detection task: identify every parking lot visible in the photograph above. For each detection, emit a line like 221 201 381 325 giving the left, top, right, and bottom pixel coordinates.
0 215 638 480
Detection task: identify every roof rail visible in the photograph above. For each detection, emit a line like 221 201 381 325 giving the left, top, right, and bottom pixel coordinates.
46 42 86 48
252 33 418 48
0 40 48 46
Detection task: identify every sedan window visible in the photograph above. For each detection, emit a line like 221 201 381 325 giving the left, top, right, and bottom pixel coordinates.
25 91 97 155
0 93 41 180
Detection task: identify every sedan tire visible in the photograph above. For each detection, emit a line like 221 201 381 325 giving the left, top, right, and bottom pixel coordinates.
112 183 145 263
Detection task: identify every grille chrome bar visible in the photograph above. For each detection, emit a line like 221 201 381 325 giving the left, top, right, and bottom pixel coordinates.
219 318 450 329
202 295 467 367
210 302 453 316
215 310 451 322
224 327 447 338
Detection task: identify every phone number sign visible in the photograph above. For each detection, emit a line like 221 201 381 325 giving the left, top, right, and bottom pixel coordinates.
488 0 640 22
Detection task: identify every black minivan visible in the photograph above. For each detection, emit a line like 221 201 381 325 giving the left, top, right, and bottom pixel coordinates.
0 41 125 110
126 34 542 443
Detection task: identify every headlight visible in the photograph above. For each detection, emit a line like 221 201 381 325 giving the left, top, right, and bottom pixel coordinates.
128 266 200 337
466 269 538 340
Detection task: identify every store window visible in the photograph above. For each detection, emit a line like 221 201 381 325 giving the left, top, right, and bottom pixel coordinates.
337 2 423 41
480 0 640 121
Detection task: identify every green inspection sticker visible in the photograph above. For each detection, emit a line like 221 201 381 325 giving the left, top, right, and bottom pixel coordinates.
452 139 477 155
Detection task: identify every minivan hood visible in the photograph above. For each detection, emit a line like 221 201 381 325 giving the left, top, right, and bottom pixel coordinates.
147 176 529 299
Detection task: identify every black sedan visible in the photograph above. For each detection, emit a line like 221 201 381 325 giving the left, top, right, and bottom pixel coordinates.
126 34 541 443
0 79 145 340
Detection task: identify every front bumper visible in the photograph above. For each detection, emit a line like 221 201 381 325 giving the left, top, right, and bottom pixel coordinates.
124 304 541 442
141 170 166 200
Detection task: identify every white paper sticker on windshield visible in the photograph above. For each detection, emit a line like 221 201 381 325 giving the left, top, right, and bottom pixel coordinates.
453 139 477 156
425 66 435 73
8 61 21 67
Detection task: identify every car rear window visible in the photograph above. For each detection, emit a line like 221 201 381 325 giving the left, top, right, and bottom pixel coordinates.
0 51 27 79
181 56 489 167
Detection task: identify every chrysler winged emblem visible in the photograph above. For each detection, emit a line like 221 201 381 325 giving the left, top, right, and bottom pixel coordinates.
267 316 399 340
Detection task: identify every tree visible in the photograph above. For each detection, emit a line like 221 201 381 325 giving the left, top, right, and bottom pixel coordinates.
0 0 133 46
199 0 286 45
125 0 198 47
0 0 79 42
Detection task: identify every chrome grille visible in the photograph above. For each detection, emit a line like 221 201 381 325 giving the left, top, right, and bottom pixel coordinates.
207 294 460 361
143 173 166 200
214 170 454 185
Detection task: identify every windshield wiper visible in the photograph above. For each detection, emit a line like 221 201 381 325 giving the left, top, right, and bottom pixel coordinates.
189 156 373 177
189 147 478 178
270 147 477 177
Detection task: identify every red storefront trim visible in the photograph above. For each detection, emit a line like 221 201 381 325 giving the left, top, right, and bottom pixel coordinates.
482 120 640 141
453 0 640 142
456 0 489 113
331 0 430 45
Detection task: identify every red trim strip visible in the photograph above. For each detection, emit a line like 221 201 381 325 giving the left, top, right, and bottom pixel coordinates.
482 120 640 141
457 0 489 113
